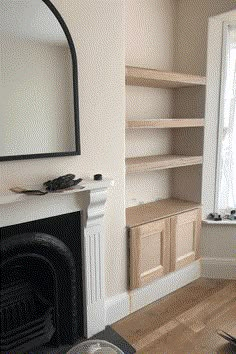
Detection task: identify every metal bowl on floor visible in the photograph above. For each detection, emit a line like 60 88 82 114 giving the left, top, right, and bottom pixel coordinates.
66 339 124 354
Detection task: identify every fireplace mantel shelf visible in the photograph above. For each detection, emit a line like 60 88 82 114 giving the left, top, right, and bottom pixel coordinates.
0 178 114 205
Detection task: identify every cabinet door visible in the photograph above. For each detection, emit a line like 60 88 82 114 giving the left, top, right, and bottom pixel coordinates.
129 218 170 290
170 208 201 272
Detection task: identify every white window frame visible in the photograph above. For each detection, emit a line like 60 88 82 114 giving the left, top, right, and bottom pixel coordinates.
202 10 236 218
214 21 236 213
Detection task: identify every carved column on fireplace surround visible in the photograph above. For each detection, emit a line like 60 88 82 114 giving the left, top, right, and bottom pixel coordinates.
82 188 108 337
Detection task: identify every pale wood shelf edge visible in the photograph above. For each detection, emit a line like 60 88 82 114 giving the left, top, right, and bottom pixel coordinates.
126 66 206 88
126 118 205 129
126 155 203 174
202 219 236 225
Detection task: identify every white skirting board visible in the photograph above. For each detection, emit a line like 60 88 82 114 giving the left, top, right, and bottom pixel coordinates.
105 260 201 325
105 292 130 325
201 258 236 279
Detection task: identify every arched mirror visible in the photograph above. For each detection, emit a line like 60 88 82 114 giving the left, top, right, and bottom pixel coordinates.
0 0 80 161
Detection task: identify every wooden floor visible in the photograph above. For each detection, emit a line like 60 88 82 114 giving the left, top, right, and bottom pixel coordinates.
113 279 236 354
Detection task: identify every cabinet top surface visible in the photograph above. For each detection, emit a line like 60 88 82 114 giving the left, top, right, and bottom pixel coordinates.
126 198 201 228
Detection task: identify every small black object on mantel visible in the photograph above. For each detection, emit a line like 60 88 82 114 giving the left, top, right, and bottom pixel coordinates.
43 174 82 192
94 174 103 181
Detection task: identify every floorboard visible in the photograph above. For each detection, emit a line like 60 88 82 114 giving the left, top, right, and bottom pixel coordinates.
112 278 236 353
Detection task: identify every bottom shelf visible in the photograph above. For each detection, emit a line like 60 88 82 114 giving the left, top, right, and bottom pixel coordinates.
126 198 201 227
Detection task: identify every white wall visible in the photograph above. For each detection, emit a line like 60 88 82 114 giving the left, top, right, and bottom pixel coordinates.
174 0 236 75
125 0 177 207
201 224 235 259
125 0 176 70
0 0 126 298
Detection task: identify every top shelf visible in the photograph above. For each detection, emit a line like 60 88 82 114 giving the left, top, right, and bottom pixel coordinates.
126 66 206 89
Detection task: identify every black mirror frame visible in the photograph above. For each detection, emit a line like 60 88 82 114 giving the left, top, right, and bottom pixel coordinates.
0 0 80 161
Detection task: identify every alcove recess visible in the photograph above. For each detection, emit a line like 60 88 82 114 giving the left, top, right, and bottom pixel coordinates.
125 66 206 223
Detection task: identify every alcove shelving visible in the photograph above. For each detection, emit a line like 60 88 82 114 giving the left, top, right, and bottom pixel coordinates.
125 5 207 290
125 65 206 217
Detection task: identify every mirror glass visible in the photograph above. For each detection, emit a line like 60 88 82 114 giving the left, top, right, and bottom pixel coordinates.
0 0 80 160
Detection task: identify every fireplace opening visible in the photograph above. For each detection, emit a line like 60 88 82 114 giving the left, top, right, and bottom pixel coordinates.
1 255 56 353
0 212 83 353
1 279 55 353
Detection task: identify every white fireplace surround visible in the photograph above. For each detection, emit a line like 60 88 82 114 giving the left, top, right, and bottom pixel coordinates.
0 178 114 339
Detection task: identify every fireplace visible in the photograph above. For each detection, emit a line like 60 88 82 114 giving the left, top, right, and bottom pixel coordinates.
0 179 113 351
0 212 83 352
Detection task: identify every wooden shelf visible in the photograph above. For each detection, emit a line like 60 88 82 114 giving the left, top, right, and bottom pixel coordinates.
126 118 204 129
126 198 201 227
126 154 203 174
126 66 206 88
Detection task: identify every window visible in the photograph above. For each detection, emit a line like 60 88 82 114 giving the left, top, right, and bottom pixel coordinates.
203 11 236 219
215 23 236 212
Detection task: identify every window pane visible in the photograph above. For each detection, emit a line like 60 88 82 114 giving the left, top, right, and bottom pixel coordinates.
217 24 236 211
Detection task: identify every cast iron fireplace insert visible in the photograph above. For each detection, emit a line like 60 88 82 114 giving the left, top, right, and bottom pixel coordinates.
0 212 84 353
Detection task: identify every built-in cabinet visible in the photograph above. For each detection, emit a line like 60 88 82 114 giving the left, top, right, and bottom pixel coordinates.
127 199 202 289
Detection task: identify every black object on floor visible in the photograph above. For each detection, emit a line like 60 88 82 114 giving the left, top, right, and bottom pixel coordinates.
91 326 136 353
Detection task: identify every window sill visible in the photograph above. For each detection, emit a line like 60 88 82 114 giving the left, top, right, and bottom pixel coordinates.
202 219 236 225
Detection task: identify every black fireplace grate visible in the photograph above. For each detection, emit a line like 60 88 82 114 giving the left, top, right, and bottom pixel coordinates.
0 280 55 353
